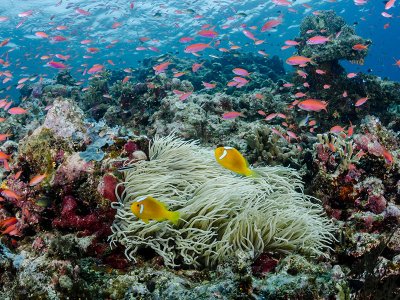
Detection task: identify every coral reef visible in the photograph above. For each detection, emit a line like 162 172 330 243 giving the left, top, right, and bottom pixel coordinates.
0 8 399 299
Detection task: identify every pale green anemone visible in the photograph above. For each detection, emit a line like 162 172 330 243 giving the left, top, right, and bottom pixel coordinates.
109 134 335 267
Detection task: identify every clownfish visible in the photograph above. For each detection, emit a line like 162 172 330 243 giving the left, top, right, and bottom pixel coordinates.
130 196 180 225
214 146 257 177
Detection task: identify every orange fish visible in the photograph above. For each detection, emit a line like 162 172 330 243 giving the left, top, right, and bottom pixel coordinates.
385 0 396 9
261 18 282 32
29 173 47 186
0 133 11 141
286 55 314 66
2 189 21 200
347 122 354 137
214 147 256 177
298 99 328 112
202 82 216 89
153 61 171 74
173 72 186 78
0 217 17 228
0 38 10 47
306 35 330 45
179 92 192 101
87 64 104 74
8 107 27 115
87 47 100 53
184 43 211 53
382 148 393 164
35 31 48 38
355 97 368 107
192 62 203 72
222 111 243 119
0 151 10 160
352 44 368 51
14 171 22 180
330 125 345 133
131 196 180 224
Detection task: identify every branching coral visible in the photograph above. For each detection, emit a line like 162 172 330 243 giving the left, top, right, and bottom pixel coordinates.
109 134 335 267
315 133 364 175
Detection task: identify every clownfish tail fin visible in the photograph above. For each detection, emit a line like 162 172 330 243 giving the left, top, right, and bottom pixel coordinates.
169 211 180 225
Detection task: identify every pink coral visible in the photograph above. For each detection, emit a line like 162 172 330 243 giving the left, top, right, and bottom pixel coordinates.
367 195 387 214
97 174 120 202
124 140 139 156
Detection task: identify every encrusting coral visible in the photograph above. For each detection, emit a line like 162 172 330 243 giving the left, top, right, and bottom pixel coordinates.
109 134 335 267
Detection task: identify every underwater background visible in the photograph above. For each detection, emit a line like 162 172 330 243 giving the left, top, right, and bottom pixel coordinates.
0 0 399 299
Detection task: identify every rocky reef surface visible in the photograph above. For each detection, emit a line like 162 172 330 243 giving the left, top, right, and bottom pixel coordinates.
0 10 399 300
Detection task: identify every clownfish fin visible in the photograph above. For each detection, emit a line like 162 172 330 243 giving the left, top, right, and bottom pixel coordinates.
168 211 180 225
245 168 259 178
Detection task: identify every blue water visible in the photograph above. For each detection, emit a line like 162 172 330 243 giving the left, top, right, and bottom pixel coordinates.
0 0 399 101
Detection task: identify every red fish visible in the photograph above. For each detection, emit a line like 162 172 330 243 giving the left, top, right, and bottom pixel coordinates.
355 97 368 107
153 62 171 74
286 56 314 66
0 133 11 141
80 39 92 45
8 107 27 115
0 217 17 228
265 113 277 121
285 40 299 46
173 72 185 78
242 30 257 41
0 39 10 47
2 189 21 200
272 0 292 6
179 92 192 101
330 125 345 133
0 151 10 160
232 68 250 76
87 47 99 53
18 10 33 17
261 18 282 32
202 82 216 89
184 43 211 53
382 148 393 164
385 0 396 9
76 8 90 16
197 30 218 38
35 31 48 38
294 92 307 98
306 35 330 45
179 37 194 43
347 73 357 78
298 99 327 112
352 44 368 51
87 64 104 74
29 173 47 186
52 36 67 42
192 62 203 72
222 111 243 119
55 54 70 60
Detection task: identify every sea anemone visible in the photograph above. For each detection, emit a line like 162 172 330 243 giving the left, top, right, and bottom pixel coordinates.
109 134 335 267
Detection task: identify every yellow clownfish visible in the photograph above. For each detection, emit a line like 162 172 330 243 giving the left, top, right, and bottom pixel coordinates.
130 196 180 225
214 146 257 177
